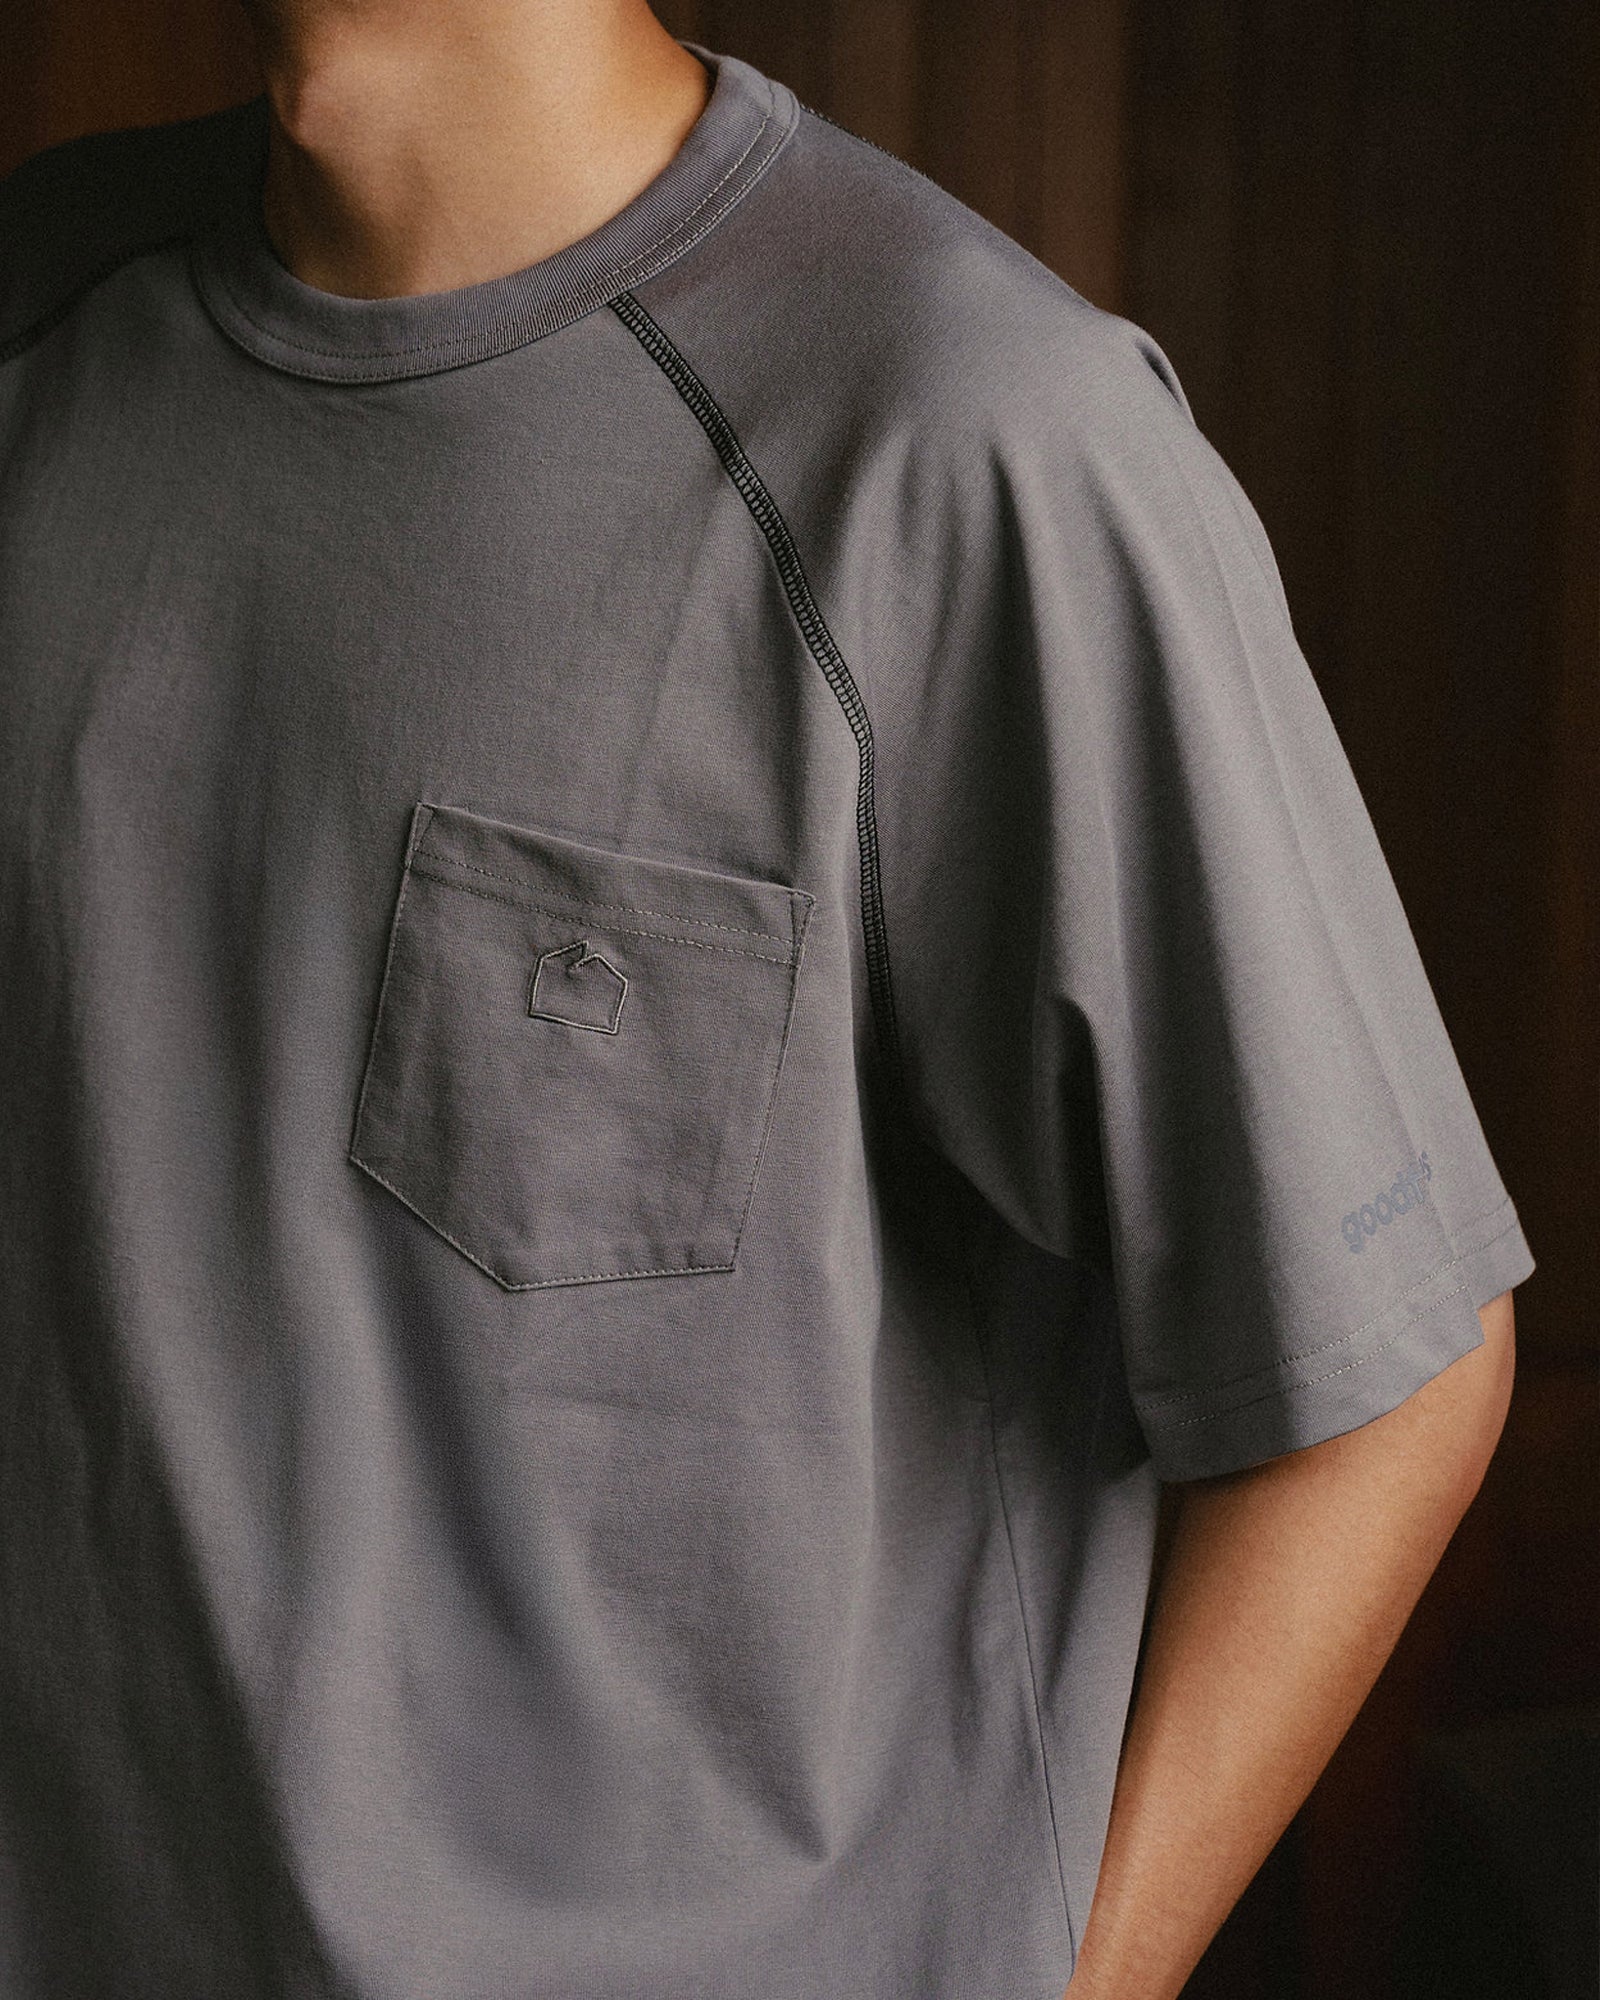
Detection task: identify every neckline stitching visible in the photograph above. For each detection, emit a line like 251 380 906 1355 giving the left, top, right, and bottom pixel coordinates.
201 81 784 369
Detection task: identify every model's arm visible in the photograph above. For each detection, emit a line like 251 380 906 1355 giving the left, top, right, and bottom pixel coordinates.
1064 1288 1517 2000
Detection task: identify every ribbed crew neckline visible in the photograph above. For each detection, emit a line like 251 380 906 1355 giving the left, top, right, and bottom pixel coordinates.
189 43 797 384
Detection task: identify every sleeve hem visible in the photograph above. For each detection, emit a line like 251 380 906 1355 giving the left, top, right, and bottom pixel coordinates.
1137 1198 1535 1482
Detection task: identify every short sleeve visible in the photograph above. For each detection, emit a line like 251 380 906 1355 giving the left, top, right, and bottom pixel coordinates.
873 306 1535 1482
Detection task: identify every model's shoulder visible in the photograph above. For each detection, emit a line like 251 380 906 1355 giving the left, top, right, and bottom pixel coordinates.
753 105 1198 451
0 98 264 359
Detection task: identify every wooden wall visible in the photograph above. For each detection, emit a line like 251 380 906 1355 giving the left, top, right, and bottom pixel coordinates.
2 2 1594 1995
0 0 260 176
1120 1 1598 1993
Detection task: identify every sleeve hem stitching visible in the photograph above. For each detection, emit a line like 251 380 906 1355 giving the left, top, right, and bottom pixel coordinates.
1139 1200 1524 1433
1147 1277 1473 1435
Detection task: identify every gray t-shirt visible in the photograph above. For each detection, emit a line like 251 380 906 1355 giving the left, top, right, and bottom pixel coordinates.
0 41 1533 2000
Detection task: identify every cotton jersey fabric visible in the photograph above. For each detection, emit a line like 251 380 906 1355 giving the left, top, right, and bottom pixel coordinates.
0 41 1534 2000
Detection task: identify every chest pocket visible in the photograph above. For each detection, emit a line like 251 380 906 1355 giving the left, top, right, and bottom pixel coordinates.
349 800 815 1289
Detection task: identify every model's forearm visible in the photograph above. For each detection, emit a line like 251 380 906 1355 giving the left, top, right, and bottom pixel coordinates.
1064 1291 1516 2000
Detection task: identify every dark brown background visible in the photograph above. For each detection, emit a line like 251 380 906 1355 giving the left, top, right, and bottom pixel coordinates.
2 2 1595 1994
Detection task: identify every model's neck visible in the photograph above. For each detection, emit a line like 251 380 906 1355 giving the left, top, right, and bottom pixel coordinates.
247 1 712 299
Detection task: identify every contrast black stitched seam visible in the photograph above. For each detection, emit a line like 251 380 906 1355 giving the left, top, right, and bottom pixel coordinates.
608 288 904 1091
0 231 191 369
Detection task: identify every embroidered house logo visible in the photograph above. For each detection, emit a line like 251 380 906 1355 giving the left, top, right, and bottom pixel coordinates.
1341 1153 1432 1253
527 939 628 1035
